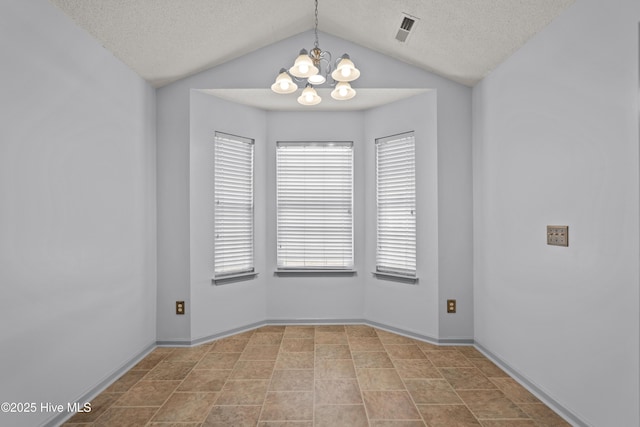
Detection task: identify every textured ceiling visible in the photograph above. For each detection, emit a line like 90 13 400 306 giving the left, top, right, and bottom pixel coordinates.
50 0 575 88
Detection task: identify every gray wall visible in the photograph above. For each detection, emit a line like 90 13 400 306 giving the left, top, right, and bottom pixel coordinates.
0 1 157 426
156 30 473 342
363 93 440 338
472 0 640 425
265 111 366 322
189 91 268 341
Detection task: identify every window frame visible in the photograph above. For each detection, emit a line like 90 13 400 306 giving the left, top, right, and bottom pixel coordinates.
275 140 355 272
213 131 256 282
374 131 417 281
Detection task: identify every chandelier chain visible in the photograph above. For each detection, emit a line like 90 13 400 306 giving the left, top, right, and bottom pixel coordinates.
314 0 319 49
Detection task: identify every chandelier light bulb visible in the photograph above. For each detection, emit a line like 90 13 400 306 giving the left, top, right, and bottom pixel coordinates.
331 81 356 101
298 85 321 106
290 49 318 78
331 54 360 82
271 69 297 94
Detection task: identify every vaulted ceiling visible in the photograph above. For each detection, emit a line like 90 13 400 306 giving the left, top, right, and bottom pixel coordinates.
50 0 575 88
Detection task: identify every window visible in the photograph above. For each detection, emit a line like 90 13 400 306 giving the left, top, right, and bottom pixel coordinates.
375 132 416 278
214 132 254 278
276 141 354 270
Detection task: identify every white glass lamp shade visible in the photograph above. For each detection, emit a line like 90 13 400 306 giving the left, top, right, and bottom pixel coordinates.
271 70 298 94
297 86 321 106
330 81 356 100
307 72 326 85
289 49 319 78
331 54 360 82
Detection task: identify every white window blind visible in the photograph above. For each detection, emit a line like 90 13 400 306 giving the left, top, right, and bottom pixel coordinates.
214 132 254 278
376 132 416 277
277 141 354 270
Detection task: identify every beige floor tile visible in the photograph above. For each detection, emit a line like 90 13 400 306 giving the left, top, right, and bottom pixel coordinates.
315 344 351 359
103 369 148 393
345 325 378 337
230 360 275 379
315 378 363 404
143 361 196 381
427 350 474 367
241 345 280 360
439 367 497 390
196 352 241 370
284 325 315 338
416 341 452 352
212 338 250 353
315 325 346 332
257 325 287 333
457 389 529 420
215 379 269 405
490 378 541 404
517 403 572 426
202 405 261 427
147 423 200 427
362 390 421 420
281 338 314 352
348 336 385 351
480 420 537 427
113 380 181 407
248 332 284 346
269 369 314 391
453 346 486 359
132 349 172 370
393 359 442 379
357 368 405 390
315 359 356 379
275 351 314 369
93 406 157 426
151 392 218 423
404 379 462 404
369 421 426 427
65 393 122 423
258 422 313 427
417 404 481 427
163 346 209 363
469 358 509 378
315 331 349 344
352 351 394 368
314 404 368 427
177 369 231 392
260 391 313 421
385 344 427 360
61 326 571 427
376 331 416 345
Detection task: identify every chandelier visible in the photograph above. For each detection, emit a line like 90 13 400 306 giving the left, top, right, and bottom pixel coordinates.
270 0 360 106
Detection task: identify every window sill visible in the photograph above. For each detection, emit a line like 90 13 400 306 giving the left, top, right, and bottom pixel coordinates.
212 272 258 285
372 271 418 284
275 269 357 277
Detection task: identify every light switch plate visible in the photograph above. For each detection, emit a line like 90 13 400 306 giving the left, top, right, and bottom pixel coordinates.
547 225 568 246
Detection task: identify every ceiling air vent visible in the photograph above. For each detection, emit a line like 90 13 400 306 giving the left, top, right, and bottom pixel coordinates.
395 15 416 42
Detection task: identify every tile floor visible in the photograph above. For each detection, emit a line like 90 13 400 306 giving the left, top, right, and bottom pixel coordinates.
63 325 571 426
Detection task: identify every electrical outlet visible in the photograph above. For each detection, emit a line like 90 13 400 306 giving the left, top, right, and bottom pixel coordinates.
547 225 568 246
447 299 456 313
176 301 185 315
